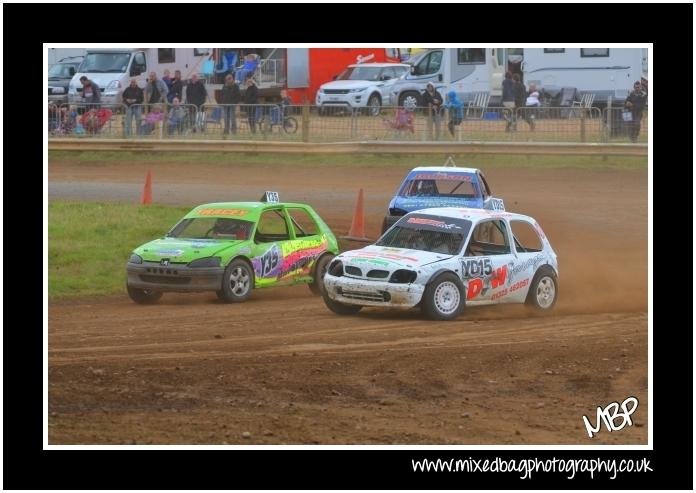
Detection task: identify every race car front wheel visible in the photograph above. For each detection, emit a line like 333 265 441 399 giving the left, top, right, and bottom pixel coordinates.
421 273 464 321
308 254 334 296
127 284 163 304
322 291 363 315
218 259 253 303
525 266 558 311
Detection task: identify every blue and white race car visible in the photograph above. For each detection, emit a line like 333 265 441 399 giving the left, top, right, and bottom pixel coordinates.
382 165 505 232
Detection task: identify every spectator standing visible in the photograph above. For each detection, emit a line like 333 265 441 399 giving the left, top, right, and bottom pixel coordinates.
523 88 541 131
186 74 208 132
243 78 259 134
443 90 464 138
79 76 101 107
501 71 515 132
169 70 184 104
220 74 241 135
144 72 168 105
162 69 173 95
512 73 526 132
122 79 144 137
422 82 443 140
624 81 647 142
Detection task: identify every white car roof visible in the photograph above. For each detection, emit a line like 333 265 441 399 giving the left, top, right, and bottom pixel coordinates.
413 207 535 223
347 63 410 68
411 166 481 173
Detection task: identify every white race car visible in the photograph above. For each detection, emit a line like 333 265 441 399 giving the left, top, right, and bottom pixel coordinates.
323 207 559 320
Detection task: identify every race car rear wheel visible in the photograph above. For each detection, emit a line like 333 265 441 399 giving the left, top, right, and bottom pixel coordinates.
525 266 558 311
322 291 363 315
127 284 163 304
421 273 464 320
217 259 253 303
308 254 335 296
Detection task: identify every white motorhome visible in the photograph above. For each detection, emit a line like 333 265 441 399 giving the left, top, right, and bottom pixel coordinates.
68 48 212 104
389 48 644 107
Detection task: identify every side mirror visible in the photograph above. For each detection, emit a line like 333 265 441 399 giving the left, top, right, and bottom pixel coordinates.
69 67 76 76
438 73 443 82
410 66 416 75
381 75 392 81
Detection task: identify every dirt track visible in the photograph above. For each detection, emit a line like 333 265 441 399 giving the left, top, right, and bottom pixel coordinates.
48 158 648 444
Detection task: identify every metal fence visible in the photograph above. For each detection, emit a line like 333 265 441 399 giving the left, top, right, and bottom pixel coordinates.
48 103 647 143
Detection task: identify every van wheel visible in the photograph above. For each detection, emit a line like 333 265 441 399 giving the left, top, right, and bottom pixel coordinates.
525 266 558 311
308 254 334 296
421 273 464 320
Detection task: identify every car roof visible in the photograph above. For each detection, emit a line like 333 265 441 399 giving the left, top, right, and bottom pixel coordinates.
412 207 535 223
186 202 313 218
410 166 480 174
348 63 410 68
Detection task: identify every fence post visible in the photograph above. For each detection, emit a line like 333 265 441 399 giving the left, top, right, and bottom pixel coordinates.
580 107 586 143
605 95 612 142
301 104 310 142
350 108 358 139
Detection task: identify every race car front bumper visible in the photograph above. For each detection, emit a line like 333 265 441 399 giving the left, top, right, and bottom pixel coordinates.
126 262 224 292
324 274 424 308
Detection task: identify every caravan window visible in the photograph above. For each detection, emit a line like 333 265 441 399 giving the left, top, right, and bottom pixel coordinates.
457 49 485 65
413 51 443 76
544 48 565 53
158 49 175 64
581 48 609 57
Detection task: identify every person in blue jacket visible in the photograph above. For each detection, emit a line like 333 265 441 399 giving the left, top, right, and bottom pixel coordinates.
443 90 465 137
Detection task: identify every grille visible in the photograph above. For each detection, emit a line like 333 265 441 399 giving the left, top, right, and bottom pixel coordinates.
139 275 191 285
144 267 181 275
366 269 389 279
323 89 350 95
345 266 362 277
338 289 390 302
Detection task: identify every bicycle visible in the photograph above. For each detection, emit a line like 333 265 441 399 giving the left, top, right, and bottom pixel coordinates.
259 105 298 134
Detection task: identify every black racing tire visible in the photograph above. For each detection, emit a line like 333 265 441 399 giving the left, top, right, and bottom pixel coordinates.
308 254 335 296
322 290 363 315
420 272 465 321
525 265 558 311
127 284 163 304
217 259 254 303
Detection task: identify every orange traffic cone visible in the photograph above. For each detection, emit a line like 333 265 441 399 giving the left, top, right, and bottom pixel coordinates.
141 170 152 205
342 188 371 242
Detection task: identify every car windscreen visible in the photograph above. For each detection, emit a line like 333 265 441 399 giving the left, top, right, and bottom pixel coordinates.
79 52 131 73
48 63 76 78
166 217 253 240
376 214 471 255
336 66 383 81
398 172 479 198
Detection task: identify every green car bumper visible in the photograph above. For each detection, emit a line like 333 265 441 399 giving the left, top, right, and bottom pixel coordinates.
127 261 224 292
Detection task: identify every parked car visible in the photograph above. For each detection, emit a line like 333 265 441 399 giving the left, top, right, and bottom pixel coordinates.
323 207 558 320
382 165 505 233
315 62 409 116
48 56 83 104
126 195 339 304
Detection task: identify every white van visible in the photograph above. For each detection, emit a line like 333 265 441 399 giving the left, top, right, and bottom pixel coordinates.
68 48 211 105
389 48 644 108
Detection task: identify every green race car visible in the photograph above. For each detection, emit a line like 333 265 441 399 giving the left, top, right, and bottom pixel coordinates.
126 195 339 304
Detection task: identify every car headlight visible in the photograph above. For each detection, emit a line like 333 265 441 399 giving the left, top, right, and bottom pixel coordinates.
51 87 65 94
129 253 143 264
105 80 121 91
348 87 367 93
389 269 417 284
319 88 326 94
327 260 344 277
188 257 221 268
